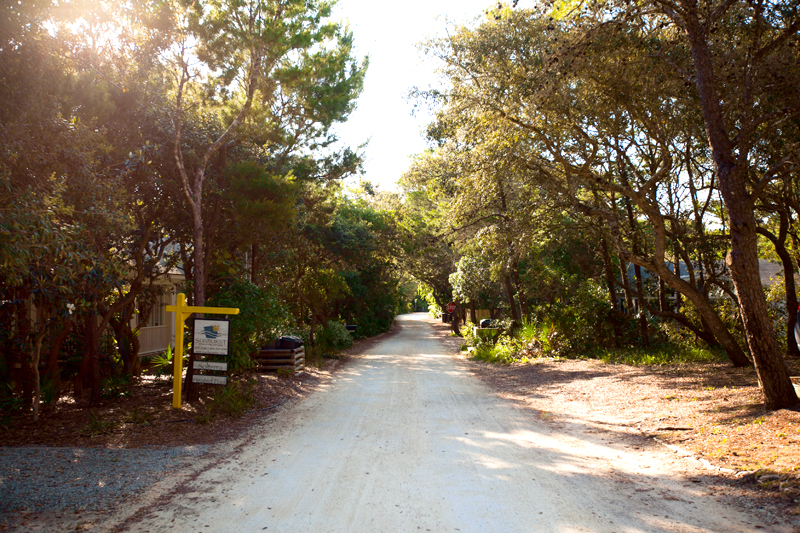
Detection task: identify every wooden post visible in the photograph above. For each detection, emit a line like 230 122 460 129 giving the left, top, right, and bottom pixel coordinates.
165 293 239 409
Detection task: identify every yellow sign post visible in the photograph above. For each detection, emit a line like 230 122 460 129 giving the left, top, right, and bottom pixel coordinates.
166 293 239 408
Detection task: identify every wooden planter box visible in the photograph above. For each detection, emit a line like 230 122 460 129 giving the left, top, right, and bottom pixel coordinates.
254 347 305 372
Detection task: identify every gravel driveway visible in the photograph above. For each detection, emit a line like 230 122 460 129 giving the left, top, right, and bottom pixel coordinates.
0 445 209 531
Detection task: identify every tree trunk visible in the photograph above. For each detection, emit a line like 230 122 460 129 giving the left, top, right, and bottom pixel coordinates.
511 259 528 322
73 351 89 400
656 261 751 366
503 274 520 325
619 260 633 315
309 306 316 347
185 197 205 403
30 303 49 422
469 301 478 325
677 5 797 408
192 208 206 308
451 303 463 336
633 263 650 347
16 294 33 411
757 224 800 358
674 258 682 309
624 193 650 346
600 239 622 347
184 345 199 403
87 312 101 405
45 319 72 401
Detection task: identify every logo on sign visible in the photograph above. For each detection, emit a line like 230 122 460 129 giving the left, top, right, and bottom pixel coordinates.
193 318 230 357
203 324 221 339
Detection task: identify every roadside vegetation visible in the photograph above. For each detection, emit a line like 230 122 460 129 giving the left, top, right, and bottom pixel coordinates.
0 0 414 426
401 0 800 411
1 0 799 439
462 318 729 366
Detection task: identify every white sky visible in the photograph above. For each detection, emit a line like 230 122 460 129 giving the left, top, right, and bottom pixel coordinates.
331 0 502 192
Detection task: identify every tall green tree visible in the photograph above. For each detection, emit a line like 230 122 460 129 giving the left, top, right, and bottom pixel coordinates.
420 5 800 405
169 0 366 308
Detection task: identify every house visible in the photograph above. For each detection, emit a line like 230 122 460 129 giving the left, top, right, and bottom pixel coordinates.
619 259 787 314
135 271 185 356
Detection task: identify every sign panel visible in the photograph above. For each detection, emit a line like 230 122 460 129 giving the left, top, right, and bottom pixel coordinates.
193 360 229 372
446 302 457 313
193 318 231 356
192 374 228 386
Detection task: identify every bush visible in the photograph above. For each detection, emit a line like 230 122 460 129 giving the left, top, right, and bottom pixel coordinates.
210 379 255 417
470 335 527 364
207 279 292 373
316 321 353 355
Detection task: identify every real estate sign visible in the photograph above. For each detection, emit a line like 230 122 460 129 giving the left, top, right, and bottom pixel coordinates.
193 318 231 356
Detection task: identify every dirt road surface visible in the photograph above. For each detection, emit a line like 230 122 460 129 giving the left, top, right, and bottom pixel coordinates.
112 314 778 532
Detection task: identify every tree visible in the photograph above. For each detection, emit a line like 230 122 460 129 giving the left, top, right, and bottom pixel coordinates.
169 0 366 309
426 8 788 354
645 0 800 409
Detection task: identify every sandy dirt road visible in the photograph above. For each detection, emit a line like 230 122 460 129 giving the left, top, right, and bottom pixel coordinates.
116 313 772 532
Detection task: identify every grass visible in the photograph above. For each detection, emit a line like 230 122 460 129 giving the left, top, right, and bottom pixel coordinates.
465 317 730 368
101 374 132 399
197 379 256 424
80 411 117 437
303 350 326 370
589 344 727 366
469 340 726 367
470 338 529 365
126 407 152 425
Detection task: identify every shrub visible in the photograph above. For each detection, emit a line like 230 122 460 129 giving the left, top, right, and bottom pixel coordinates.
209 379 255 417
147 344 188 380
101 374 132 399
207 279 293 373
470 335 527 364
316 321 353 355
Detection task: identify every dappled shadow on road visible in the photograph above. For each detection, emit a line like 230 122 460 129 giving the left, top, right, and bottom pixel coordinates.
318 313 762 532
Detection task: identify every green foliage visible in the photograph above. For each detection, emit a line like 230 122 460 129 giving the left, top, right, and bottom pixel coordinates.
450 254 505 311
80 411 117 437
208 379 256 418
526 278 618 356
148 345 187 380
207 279 293 372
101 374 132 400
590 345 728 366
315 321 354 355
470 336 528 365
40 376 60 406
226 162 299 241
765 280 789 353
